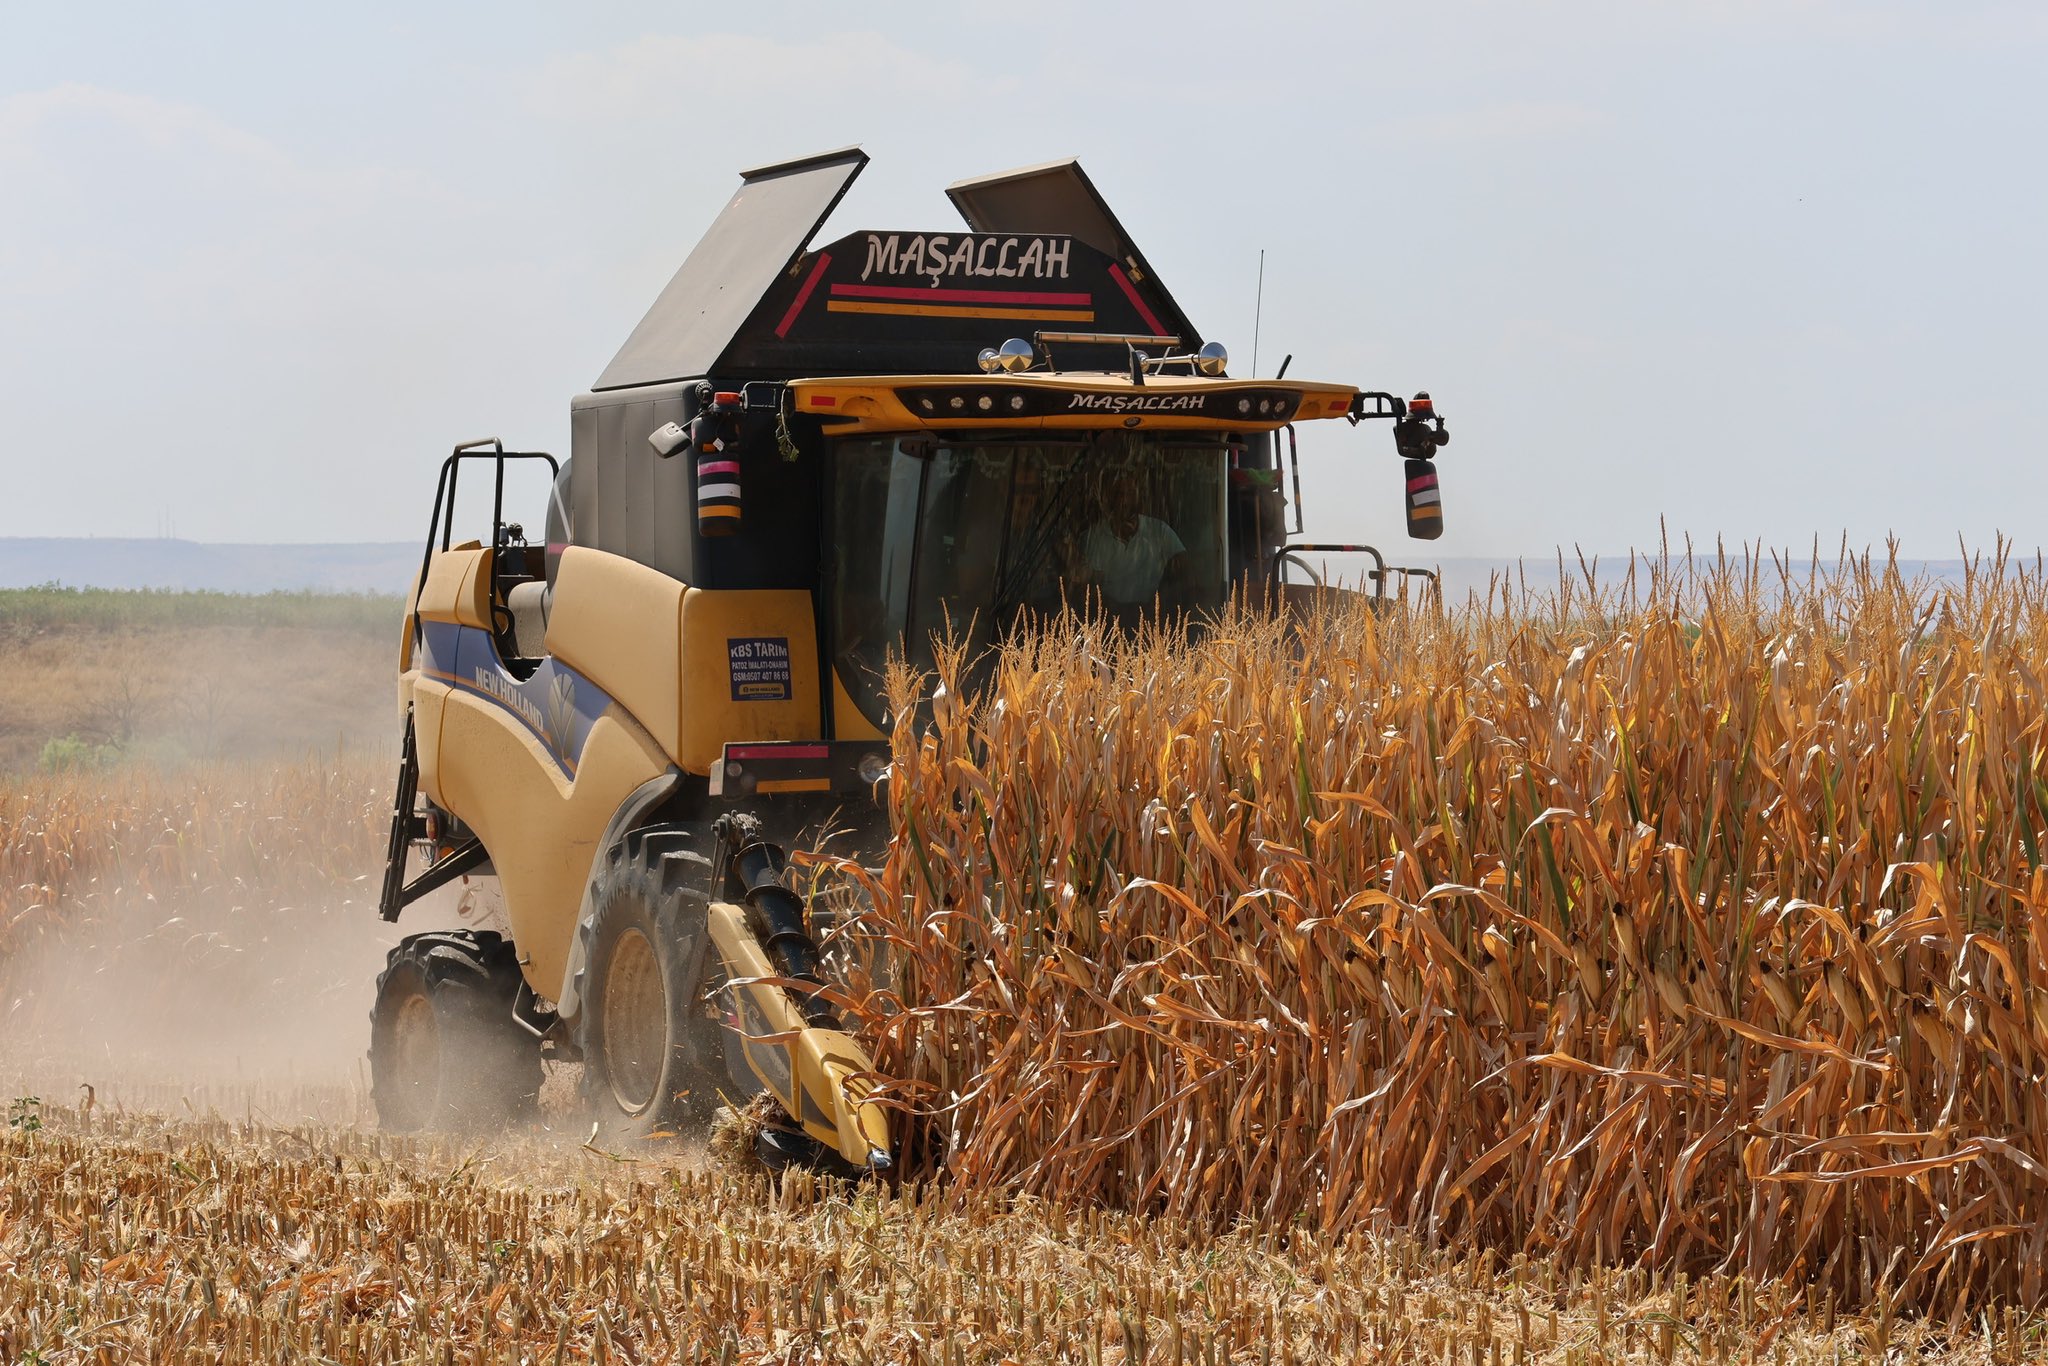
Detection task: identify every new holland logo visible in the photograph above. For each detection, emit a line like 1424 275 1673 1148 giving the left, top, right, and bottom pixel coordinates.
545 672 577 758
472 666 546 738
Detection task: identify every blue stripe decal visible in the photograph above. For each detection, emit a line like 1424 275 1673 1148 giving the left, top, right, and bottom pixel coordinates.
416 620 612 779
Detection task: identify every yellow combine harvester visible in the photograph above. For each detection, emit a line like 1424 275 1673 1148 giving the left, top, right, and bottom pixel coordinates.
369 149 1449 1173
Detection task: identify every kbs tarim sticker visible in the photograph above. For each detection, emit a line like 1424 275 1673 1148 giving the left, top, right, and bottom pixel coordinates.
728 636 792 702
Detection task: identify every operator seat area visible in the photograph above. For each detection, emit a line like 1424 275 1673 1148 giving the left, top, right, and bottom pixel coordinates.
492 455 570 665
505 580 551 661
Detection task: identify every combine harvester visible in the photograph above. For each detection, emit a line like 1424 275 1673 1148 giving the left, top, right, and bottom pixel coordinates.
369 148 1450 1174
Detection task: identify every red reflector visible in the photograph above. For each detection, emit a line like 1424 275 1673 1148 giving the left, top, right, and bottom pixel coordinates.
714 391 742 406
727 743 831 760
1327 399 1346 412
810 394 837 407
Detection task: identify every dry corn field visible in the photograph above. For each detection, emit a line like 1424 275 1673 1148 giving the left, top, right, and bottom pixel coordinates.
5 558 2048 1360
842 553 2048 1323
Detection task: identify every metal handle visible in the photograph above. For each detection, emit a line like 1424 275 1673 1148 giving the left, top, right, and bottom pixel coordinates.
1277 542 1389 596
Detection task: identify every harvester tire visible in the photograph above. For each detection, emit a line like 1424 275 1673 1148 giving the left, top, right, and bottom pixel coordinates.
576 827 726 1140
369 930 540 1132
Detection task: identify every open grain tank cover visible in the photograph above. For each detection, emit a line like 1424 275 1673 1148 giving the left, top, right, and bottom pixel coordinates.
593 146 869 391
944 158 1200 349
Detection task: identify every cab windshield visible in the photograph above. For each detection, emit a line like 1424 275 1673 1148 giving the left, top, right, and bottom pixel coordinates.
831 431 1229 722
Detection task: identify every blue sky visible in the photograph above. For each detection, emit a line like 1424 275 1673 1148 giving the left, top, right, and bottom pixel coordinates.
2 1 2042 557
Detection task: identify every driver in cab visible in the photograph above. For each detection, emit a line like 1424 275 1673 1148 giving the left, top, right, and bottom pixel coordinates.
1079 478 1186 608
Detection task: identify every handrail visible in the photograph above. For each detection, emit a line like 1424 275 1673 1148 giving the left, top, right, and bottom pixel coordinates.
410 442 559 657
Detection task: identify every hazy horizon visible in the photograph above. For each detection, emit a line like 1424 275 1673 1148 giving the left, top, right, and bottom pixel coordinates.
0 533 2027 599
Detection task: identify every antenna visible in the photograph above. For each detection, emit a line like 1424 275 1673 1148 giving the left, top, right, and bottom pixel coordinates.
1252 248 1265 377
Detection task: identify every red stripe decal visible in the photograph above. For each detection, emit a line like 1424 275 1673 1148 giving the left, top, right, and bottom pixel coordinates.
775 252 832 339
1407 473 1438 492
728 743 831 760
698 459 741 476
1108 264 1166 336
830 282 1095 307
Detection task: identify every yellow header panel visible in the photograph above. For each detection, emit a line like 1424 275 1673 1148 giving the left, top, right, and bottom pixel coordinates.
788 373 1357 436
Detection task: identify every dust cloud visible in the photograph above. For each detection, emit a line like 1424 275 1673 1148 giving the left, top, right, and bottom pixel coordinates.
0 609 623 1154
1 881 484 1127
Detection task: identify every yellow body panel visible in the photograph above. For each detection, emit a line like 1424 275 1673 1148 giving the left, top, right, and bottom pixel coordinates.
546 548 686 762
707 901 889 1167
431 689 670 997
412 675 450 808
397 595 419 677
676 588 822 774
415 544 494 629
544 548 826 774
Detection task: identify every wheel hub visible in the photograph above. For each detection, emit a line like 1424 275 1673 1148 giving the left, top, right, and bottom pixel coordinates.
600 927 670 1114
389 988 440 1121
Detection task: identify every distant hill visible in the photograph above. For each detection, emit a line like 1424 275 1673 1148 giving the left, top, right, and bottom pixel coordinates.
0 540 418 594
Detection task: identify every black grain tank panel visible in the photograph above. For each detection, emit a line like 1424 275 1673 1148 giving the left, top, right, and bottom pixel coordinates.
593 147 868 392
944 159 1200 351
718 230 1174 377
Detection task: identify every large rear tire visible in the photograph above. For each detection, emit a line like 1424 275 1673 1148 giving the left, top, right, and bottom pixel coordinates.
369 930 540 1132
576 827 729 1140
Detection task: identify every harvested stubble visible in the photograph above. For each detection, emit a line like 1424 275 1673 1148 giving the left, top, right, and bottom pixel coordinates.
845 552 2048 1320
0 1099 1996 1364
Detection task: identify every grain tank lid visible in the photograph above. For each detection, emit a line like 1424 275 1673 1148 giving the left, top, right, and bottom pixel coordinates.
592 146 869 392
944 158 1200 347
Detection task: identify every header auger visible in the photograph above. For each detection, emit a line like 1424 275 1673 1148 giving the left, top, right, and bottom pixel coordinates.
368 148 1450 1172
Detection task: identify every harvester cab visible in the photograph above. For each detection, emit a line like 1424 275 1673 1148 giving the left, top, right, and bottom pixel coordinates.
371 148 1449 1173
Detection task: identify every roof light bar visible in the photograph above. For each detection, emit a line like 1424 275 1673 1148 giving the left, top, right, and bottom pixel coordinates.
1034 331 1181 347
1029 330 1185 375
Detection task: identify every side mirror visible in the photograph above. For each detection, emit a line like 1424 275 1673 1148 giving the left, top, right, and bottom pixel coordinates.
1392 393 1448 540
648 421 689 458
